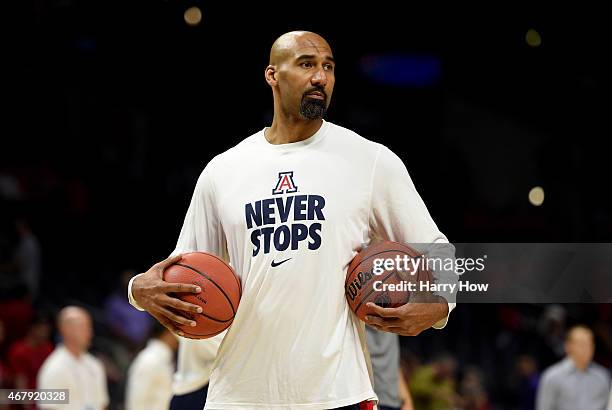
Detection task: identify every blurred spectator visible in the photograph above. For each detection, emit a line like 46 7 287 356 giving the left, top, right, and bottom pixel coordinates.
537 305 566 366
593 305 612 368
7 314 53 390
125 322 178 410
516 354 540 410
104 270 153 349
409 353 460 410
536 325 610 410
0 173 22 200
366 326 413 410
37 306 109 410
0 319 9 388
460 366 491 410
169 334 225 410
14 218 41 300
0 285 34 355
0 321 9 410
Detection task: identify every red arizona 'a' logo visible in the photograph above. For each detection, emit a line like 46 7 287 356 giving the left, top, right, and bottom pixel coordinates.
272 171 298 195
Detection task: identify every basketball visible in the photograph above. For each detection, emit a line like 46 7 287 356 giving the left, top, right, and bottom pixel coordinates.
345 241 433 322
163 252 241 339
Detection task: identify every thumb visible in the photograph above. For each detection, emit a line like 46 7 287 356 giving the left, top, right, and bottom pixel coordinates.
156 253 184 270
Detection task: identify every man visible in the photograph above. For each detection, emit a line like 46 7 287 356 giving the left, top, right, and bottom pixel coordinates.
169 335 224 410
37 306 109 410
536 325 610 410
365 326 414 410
125 322 179 410
129 31 455 409
409 353 459 410
8 314 53 391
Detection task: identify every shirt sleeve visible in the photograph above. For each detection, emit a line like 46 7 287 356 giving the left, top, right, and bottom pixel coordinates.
368 145 457 329
128 158 226 311
535 370 557 410
195 331 225 361
126 362 172 410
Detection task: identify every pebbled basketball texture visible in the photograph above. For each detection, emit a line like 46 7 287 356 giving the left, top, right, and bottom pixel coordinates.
345 241 433 322
163 252 241 339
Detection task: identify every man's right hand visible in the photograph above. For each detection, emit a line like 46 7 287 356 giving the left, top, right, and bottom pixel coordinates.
132 253 203 337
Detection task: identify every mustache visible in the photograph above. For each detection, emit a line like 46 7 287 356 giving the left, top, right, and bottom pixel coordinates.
303 87 327 99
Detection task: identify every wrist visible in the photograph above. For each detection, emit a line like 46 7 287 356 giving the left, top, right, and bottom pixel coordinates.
127 273 146 311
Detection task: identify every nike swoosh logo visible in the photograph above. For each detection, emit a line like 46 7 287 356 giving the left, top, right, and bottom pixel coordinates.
271 258 292 267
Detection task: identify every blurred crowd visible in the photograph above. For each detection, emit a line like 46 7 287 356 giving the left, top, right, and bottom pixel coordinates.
1 211 611 410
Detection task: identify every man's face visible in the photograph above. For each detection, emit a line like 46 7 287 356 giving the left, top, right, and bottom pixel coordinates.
566 328 594 368
276 36 335 120
63 313 93 352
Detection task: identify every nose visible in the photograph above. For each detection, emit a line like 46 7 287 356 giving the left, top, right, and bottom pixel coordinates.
311 67 328 87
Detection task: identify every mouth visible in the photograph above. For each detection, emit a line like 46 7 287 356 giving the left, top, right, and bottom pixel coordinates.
305 91 325 100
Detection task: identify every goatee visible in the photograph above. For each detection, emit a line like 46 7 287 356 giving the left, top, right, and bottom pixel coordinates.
300 97 327 120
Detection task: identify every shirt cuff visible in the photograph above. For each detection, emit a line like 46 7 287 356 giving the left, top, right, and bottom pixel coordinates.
432 302 456 330
128 273 146 312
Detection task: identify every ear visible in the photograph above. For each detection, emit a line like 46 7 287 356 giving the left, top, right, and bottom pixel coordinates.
265 65 278 86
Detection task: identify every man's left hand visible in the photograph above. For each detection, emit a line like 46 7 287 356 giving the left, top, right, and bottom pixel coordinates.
364 294 448 336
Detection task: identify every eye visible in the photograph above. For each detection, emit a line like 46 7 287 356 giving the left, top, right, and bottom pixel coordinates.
324 64 334 71
300 62 313 69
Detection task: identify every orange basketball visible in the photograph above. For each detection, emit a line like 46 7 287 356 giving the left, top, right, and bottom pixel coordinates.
163 252 241 339
345 241 433 322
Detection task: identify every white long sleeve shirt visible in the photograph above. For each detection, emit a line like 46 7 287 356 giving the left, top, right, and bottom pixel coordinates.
172 334 225 396
125 339 174 410
129 120 454 409
37 345 109 410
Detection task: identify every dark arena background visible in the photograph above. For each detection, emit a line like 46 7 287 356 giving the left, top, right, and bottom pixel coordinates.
1 2 610 409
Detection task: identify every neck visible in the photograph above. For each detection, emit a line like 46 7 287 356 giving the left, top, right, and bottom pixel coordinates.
570 357 589 371
64 344 83 359
265 109 323 145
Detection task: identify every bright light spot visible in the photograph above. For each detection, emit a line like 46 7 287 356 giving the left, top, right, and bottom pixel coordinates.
184 7 202 26
529 186 545 206
526 29 542 47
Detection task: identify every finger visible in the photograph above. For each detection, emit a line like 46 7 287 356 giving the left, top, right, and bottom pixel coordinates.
364 315 401 326
156 253 184 270
365 302 402 318
161 295 203 314
157 306 197 328
164 282 202 294
368 323 401 333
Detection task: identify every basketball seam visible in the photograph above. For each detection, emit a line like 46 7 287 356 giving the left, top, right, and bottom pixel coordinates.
352 270 398 315
346 247 425 312
191 252 242 300
176 263 237 318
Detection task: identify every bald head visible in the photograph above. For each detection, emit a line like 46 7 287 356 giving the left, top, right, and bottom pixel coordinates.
566 325 593 343
58 306 92 354
565 325 594 370
269 31 332 66
266 31 335 121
